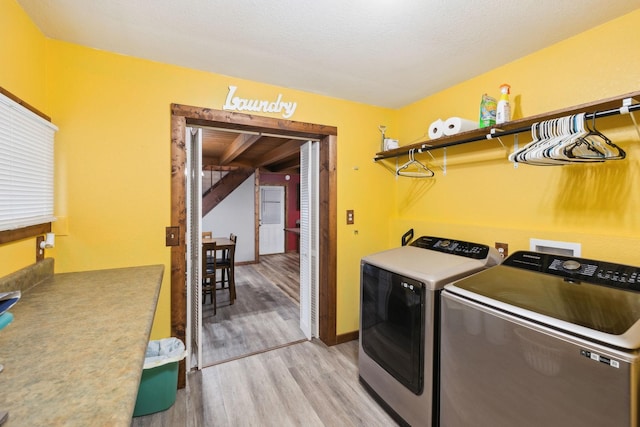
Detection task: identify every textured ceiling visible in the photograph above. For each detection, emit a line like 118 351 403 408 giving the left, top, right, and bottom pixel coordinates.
17 0 640 108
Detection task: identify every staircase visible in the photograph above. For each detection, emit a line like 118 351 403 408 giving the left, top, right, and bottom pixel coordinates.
202 168 254 216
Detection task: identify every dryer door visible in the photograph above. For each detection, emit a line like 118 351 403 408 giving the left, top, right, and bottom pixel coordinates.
361 263 425 394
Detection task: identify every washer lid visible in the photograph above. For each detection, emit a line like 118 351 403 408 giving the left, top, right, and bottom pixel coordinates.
362 244 500 291
445 251 640 349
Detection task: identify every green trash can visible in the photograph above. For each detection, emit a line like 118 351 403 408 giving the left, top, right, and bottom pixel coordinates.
133 338 186 417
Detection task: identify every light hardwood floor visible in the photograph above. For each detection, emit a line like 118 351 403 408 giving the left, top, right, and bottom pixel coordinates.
251 252 301 303
200 252 306 367
132 339 397 427
131 254 397 426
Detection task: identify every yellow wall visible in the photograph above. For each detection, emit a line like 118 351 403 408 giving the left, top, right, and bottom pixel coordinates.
44 45 398 337
2 0 397 337
0 0 47 107
3 0 640 337
392 9 640 266
0 0 49 275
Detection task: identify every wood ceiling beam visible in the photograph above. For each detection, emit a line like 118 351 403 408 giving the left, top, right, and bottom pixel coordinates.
254 139 301 168
219 133 261 165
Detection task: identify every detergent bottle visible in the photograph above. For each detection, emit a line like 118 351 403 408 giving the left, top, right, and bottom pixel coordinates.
496 84 511 125
479 94 497 128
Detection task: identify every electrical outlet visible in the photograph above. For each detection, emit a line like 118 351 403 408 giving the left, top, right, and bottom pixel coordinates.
495 242 508 258
346 210 354 225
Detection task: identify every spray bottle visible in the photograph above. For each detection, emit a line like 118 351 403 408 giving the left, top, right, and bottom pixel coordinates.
496 84 511 125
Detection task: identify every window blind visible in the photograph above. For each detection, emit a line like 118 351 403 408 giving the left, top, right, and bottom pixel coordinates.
0 93 57 232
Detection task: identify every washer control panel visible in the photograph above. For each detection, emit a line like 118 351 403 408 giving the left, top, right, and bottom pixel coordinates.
410 236 490 259
504 251 640 291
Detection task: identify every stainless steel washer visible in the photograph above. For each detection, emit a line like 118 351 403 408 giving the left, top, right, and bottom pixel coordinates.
359 236 501 427
441 250 640 427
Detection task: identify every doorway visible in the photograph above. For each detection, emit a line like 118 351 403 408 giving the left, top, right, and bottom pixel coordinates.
170 104 338 387
259 185 285 255
190 138 314 369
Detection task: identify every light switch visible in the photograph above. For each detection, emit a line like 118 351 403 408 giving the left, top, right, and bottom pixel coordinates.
346 210 354 225
166 226 180 246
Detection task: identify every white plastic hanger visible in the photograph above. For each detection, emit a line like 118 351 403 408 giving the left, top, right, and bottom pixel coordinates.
510 113 624 166
396 148 435 178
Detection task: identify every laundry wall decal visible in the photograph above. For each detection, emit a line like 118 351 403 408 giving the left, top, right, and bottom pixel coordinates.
222 85 298 119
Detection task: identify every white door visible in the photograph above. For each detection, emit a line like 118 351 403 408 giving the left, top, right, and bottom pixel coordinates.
299 141 319 339
185 127 203 371
259 185 285 255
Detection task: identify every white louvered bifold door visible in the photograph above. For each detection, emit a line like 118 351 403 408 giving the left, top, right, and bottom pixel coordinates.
299 141 319 339
185 127 203 370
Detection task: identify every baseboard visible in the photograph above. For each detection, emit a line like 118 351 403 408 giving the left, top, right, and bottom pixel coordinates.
336 330 359 344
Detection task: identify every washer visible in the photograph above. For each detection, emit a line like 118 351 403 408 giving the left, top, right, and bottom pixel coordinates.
359 236 501 427
441 250 640 427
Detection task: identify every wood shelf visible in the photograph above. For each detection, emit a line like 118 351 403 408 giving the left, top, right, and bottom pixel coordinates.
374 89 640 161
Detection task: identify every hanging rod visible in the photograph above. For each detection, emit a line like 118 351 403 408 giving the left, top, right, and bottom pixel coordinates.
374 92 640 162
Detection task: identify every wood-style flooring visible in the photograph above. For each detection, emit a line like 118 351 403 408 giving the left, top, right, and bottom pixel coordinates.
131 253 397 426
132 339 397 427
200 252 305 367
251 252 300 303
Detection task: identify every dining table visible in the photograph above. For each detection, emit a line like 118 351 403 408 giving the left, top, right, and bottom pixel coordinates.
203 236 235 249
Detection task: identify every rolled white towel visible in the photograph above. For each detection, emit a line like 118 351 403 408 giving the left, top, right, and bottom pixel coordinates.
443 117 478 135
428 118 444 139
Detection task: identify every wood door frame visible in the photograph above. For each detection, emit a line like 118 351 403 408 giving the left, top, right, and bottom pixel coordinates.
170 104 337 387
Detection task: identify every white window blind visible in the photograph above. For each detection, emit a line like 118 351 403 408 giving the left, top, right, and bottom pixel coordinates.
0 93 57 232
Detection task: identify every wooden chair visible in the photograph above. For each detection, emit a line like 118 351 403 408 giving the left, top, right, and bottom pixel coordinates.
225 234 237 303
217 233 235 283
202 231 212 239
208 233 237 305
202 241 218 314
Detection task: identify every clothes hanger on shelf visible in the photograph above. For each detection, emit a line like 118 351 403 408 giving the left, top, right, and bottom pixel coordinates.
573 112 626 161
510 112 625 166
396 148 435 178
538 115 600 165
556 114 602 162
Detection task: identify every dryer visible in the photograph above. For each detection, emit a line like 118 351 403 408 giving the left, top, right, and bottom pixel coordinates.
359 236 501 426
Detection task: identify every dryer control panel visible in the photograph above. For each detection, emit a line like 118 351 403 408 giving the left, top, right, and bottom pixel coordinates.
410 236 490 259
504 251 640 291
